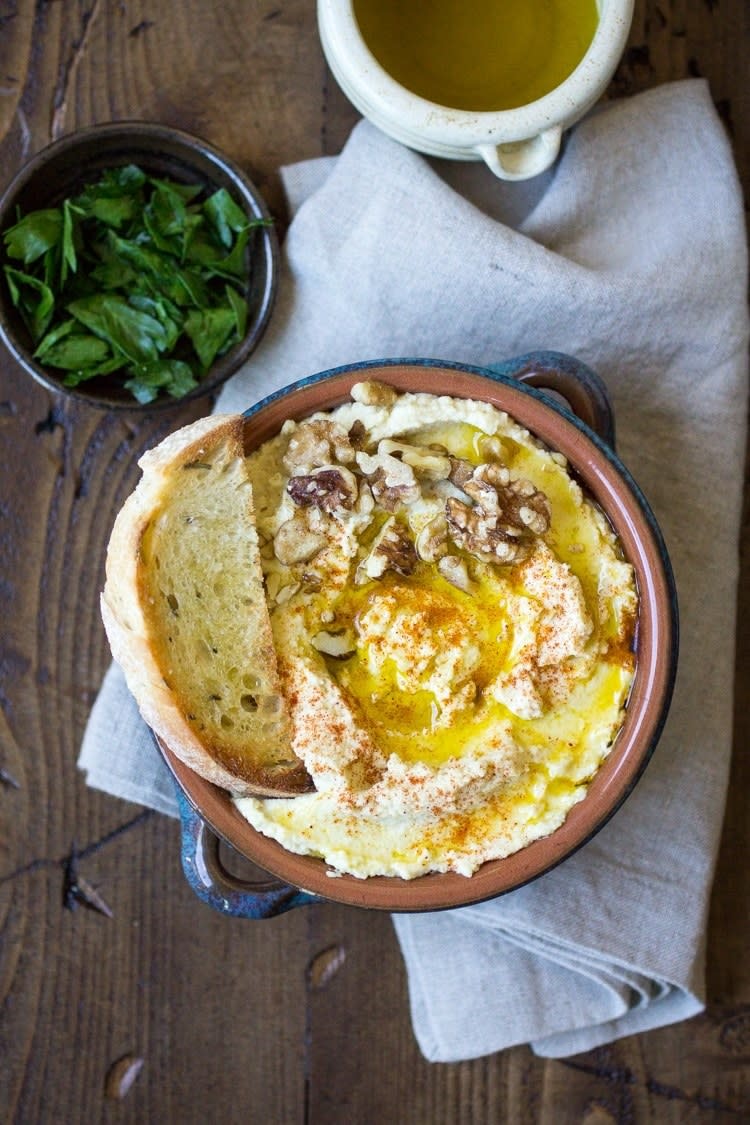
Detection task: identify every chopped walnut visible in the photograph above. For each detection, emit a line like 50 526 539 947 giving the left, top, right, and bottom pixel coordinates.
437 555 474 593
300 570 324 591
503 476 551 536
448 457 476 490
463 476 502 516
287 465 358 513
445 468 550 565
473 461 511 489
348 419 368 450
446 497 519 563
415 514 449 562
378 439 451 481
371 468 422 511
311 629 356 659
282 419 355 473
356 450 421 511
350 380 399 407
273 511 327 566
275 581 301 605
476 433 510 462
357 517 418 582
355 478 375 517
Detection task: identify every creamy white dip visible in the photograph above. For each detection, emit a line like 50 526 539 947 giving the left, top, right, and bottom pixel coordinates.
234 383 638 878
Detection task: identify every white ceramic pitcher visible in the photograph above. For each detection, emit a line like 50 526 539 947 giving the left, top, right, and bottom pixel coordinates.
317 0 634 181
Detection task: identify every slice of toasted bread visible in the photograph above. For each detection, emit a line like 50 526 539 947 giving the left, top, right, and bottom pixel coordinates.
101 413 313 797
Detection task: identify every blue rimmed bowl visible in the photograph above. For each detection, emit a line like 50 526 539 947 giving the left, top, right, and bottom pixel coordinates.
156 351 678 915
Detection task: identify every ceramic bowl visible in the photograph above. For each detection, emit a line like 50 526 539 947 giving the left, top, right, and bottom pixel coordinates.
159 353 678 914
0 122 278 410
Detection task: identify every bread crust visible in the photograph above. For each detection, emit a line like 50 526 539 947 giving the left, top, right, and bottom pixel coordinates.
101 413 313 798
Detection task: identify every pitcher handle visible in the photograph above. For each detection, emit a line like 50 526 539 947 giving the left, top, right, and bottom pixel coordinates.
476 128 562 181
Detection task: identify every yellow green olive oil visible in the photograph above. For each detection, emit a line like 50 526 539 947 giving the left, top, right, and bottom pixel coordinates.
352 0 600 112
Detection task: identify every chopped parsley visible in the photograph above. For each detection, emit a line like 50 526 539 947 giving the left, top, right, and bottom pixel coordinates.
2 164 270 403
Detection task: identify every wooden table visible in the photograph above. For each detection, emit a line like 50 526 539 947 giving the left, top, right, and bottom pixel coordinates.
1 3 748 1121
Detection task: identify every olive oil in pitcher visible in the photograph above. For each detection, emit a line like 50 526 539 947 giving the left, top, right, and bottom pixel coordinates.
352 0 600 112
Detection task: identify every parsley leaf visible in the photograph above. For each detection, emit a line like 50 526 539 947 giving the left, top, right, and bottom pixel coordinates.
4 267 55 341
184 306 236 371
3 209 63 265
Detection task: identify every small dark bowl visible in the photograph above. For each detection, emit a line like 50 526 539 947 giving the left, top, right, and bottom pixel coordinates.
0 121 278 410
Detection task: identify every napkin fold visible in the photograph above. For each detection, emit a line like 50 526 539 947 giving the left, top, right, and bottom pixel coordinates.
79 80 749 1061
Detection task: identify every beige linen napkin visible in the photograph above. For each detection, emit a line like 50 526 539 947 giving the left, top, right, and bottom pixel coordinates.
79 80 748 1060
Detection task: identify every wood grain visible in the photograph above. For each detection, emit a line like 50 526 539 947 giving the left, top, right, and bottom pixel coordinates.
0 1 34 150
0 1 748 1122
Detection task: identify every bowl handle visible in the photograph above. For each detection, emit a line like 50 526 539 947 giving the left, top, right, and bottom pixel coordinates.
487 350 616 449
176 788 321 918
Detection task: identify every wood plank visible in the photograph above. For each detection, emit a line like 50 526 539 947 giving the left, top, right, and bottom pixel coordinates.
0 0 748 1121
0 2 324 1116
0 1 35 149
707 448 750 997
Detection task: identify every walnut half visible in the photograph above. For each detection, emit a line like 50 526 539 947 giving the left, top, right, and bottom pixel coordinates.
350 380 399 407
445 467 550 565
357 517 417 583
273 510 327 566
356 449 421 512
287 465 359 514
282 419 355 473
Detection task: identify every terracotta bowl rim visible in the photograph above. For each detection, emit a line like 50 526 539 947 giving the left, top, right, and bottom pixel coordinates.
160 354 679 912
